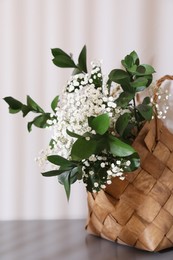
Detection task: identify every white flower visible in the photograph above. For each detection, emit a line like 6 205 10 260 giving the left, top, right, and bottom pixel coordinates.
125 160 131 166
116 172 123 176
107 170 112 176
116 160 121 165
88 155 97 162
84 161 90 167
37 62 125 173
100 162 105 168
112 166 119 173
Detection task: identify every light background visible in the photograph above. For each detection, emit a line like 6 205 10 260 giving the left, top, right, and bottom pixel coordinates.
0 0 173 219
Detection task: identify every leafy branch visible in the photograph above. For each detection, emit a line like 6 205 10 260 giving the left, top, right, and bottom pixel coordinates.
108 51 155 141
51 45 88 73
4 95 59 132
42 113 140 199
4 47 155 200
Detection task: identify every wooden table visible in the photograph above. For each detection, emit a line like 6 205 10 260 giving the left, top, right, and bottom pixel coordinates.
0 220 173 260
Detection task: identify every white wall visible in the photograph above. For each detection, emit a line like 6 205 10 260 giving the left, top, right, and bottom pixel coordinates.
0 0 173 219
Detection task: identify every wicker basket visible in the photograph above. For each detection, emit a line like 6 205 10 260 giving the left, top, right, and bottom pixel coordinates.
86 75 173 252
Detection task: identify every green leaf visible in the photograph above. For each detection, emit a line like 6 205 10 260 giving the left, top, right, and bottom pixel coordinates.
42 170 65 177
51 48 68 57
4 96 23 113
136 65 146 74
78 45 87 73
126 64 138 75
69 167 78 184
77 165 83 180
108 134 136 157
130 77 148 92
49 138 56 149
47 155 73 167
129 51 140 65
137 104 153 120
115 92 135 108
144 74 153 87
51 96 59 112
51 48 77 68
89 114 110 135
91 66 102 88
58 171 71 200
121 55 134 69
121 50 139 71
88 116 95 126
72 67 82 75
27 96 44 113
21 105 31 117
95 136 108 153
8 108 21 114
66 129 82 139
57 168 78 200
115 113 131 136
142 96 151 105
53 55 77 68
136 64 155 75
109 69 130 85
123 153 140 172
121 122 136 142
27 121 33 132
71 138 98 160
27 113 50 132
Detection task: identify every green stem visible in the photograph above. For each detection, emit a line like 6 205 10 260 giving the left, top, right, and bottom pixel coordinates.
133 97 140 131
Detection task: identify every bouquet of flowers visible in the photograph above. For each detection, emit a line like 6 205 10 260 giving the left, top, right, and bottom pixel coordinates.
4 46 169 200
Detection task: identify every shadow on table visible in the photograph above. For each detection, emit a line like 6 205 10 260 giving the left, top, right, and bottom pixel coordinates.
85 234 173 260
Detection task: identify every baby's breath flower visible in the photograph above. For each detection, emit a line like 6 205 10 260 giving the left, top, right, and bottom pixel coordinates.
116 160 121 165
107 170 112 176
125 160 131 166
100 162 105 168
36 60 135 191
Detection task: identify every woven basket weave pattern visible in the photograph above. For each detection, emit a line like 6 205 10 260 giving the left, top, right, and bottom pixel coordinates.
86 119 173 251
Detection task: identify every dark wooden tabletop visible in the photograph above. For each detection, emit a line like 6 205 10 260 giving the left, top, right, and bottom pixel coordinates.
0 220 173 260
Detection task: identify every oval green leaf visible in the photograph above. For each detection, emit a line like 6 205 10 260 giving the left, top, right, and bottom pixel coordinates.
115 113 131 136
51 96 59 112
130 77 148 92
71 138 98 160
115 92 134 108
108 134 136 157
78 45 87 73
90 113 110 135
109 69 130 85
47 155 73 167
137 104 153 121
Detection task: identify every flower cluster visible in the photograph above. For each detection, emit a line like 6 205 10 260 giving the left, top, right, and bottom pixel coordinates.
149 84 171 120
43 63 124 164
5 46 170 199
82 153 132 192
